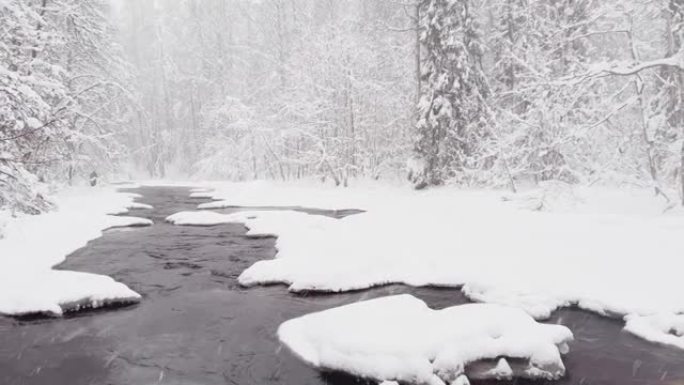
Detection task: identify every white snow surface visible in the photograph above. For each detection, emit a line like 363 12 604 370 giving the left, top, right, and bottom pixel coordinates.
176 181 684 349
278 294 573 384
625 313 684 350
127 202 154 210
166 210 237 226
0 186 151 316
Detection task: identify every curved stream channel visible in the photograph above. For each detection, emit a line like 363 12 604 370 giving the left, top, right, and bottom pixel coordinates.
0 186 682 385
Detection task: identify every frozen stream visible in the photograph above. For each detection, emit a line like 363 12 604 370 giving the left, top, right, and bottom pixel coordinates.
0 186 682 385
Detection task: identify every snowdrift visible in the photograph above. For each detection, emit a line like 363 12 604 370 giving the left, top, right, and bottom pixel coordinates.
172 181 684 351
278 295 573 384
0 185 150 316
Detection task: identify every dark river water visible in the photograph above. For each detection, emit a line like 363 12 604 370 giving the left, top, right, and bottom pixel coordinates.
0 186 682 385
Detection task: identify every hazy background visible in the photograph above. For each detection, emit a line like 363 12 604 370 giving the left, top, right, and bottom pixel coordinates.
1 0 682 212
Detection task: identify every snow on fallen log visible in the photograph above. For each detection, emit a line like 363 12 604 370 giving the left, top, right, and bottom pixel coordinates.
278 294 573 385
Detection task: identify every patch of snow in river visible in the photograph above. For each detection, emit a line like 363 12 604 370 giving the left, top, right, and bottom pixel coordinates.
278 294 573 384
167 210 241 226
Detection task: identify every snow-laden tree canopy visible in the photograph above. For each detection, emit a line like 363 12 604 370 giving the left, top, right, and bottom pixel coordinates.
0 0 132 214
2 0 684 212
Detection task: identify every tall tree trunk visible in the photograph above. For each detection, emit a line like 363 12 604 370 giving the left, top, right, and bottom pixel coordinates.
31 0 48 60
414 2 421 107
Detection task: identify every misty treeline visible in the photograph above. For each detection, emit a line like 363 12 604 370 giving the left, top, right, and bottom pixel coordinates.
1 0 683 214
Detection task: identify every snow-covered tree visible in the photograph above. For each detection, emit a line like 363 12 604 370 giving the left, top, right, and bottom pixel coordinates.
0 0 133 213
113 0 415 183
412 0 490 187
52 0 134 183
0 0 66 213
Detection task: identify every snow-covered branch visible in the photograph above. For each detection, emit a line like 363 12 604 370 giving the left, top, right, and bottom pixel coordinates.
585 52 684 78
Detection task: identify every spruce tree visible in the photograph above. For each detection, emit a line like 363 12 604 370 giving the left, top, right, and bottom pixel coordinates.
413 0 489 187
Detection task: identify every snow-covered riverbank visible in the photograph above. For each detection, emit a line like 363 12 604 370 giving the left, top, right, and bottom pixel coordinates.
174 181 684 352
0 185 151 316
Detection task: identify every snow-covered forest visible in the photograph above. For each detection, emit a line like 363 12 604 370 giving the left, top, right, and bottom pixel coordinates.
2 2 684 384
1 0 683 213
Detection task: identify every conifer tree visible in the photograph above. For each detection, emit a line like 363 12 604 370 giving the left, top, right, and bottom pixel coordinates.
413 0 490 187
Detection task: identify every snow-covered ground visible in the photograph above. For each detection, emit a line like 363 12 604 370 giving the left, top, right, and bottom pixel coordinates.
171 181 684 351
0 184 151 316
279 295 573 384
